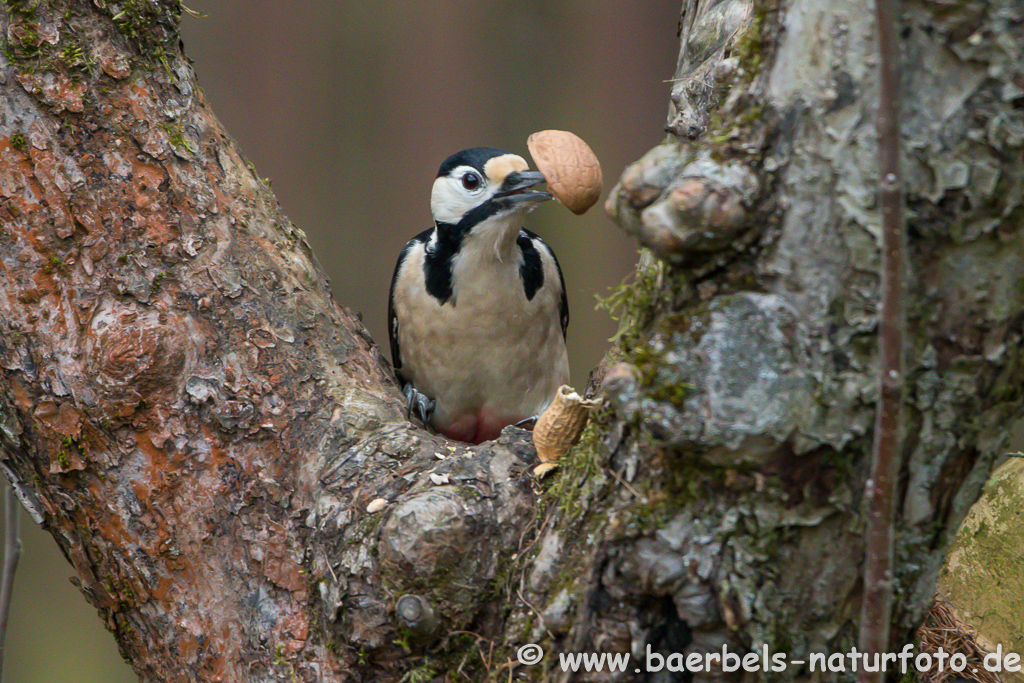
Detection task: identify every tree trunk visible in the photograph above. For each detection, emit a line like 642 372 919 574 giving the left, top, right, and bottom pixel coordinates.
1 1 1021 682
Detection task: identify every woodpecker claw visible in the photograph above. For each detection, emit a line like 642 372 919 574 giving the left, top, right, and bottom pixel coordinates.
403 384 436 427
513 415 539 430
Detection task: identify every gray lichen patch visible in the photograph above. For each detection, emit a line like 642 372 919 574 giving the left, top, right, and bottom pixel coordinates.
608 291 820 463
591 0 1024 675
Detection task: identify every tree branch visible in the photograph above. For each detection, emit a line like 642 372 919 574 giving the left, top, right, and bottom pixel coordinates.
859 0 906 678
2 2 1019 681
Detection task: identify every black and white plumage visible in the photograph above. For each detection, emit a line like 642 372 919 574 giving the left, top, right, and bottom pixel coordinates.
388 147 570 444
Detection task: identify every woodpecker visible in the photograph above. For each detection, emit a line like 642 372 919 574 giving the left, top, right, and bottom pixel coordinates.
388 147 570 444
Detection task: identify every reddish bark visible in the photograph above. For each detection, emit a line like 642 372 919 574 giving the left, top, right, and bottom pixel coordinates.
0 2 456 680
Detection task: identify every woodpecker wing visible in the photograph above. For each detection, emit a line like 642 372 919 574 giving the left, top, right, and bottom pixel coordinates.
518 228 569 340
388 228 434 377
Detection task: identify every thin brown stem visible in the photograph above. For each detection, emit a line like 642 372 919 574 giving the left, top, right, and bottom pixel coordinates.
0 483 22 683
859 0 906 680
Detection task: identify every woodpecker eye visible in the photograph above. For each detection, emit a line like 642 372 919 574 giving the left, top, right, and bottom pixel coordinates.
461 172 481 191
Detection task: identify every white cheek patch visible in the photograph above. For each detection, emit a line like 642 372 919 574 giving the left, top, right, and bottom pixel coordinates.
430 176 473 224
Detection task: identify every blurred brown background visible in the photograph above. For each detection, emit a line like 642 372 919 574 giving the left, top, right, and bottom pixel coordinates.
7 2 678 680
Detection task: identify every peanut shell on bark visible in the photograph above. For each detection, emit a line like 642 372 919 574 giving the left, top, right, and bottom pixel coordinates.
532 385 601 475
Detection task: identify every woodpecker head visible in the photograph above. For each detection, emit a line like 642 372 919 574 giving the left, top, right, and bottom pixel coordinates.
430 147 551 228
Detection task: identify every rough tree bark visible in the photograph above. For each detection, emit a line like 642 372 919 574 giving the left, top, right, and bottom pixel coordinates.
0 1 1022 683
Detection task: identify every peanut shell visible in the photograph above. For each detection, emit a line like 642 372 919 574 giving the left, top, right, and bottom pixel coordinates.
532 385 601 465
527 130 603 215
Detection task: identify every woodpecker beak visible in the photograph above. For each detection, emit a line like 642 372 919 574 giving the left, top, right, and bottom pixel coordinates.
493 171 552 205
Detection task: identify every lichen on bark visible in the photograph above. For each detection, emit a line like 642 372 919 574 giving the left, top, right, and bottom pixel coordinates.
520 0 1024 679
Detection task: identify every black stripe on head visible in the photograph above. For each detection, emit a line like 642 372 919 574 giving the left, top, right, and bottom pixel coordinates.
436 147 510 177
517 230 544 301
453 198 506 234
